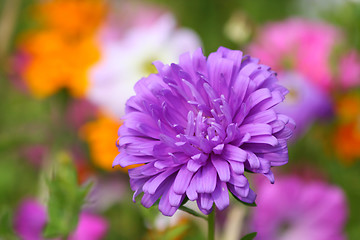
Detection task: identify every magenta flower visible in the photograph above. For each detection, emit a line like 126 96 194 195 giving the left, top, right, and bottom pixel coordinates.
14 199 47 240
251 176 348 240
114 47 295 216
69 213 108 240
339 50 360 89
14 199 108 240
248 18 341 91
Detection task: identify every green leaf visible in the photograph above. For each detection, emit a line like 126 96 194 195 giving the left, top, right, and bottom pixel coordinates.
179 206 207 220
43 152 93 239
240 232 257 240
0 207 19 240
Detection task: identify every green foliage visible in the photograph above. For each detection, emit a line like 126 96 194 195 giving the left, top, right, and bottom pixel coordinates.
322 2 360 51
103 201 147 240
179 205 207 220
43 152 93 239
0 207 19 240
159 224 189 240
241 232 257 240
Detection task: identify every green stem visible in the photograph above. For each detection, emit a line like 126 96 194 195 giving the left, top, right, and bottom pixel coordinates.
179 206 207 220
208 208 215 240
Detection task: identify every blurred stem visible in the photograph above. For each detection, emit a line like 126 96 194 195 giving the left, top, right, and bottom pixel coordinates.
208 209 215 240
179 205 207 220
0 0 21 64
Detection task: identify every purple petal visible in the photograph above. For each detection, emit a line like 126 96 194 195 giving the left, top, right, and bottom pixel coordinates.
173 165 195 194
229 172 248 187
228 160 244 175
197 163 217 193
211 155 230 182
159 188 178 216
212 181 230 210
238 123 272 137
142 168 178 195
243 109 277 124
186 174 199 200
246 135 278 146
199 193 214 211
187 159 203 172
115 153 153 167
169 187 184 207
213 144 224 155
222 144 247 162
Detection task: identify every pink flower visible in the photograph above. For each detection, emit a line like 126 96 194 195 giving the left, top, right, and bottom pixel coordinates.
251 176 348 240
66 99 98 129
249 18 341 91
69 212 108 240
13 199 47 240
21 144 48 166
14 199 108 240
339 50 360 89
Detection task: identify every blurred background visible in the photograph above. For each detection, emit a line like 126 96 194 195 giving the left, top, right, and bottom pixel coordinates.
1 0 360 239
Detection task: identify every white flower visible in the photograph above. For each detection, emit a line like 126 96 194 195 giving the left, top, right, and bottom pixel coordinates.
87 14 202 117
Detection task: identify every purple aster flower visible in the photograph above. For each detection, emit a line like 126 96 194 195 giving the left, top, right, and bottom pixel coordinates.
251 176 348 240
114 47 295 216
274 72 332 137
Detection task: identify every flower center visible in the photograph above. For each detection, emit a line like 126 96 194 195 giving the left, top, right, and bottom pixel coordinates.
278 221 292 234
141 57 158 76
284 87 299 105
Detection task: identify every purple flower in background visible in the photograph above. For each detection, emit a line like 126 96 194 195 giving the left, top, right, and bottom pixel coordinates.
251 176 348 240
274 72 332 137
114 47 295 216
14 199 108 240
14 199 47 240
69 212 108 240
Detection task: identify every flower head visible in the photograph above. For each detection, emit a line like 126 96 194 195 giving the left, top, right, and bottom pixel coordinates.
14 199 108 240
251 176 347 240
333 93 360 164
87 13 201 117
37 0 107 37
338 51 360 89
14 199 47 240
248 18 341 91
17 0 106 98
114 47 295 216
80 115 141 172
274 72 332 137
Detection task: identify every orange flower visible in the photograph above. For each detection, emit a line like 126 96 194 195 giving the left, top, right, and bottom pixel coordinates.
21 31 100 97
18 0 106 98
336 93 360 121
80 115 141 172
38 0 107 37
333 121 360 164
333 93 360 163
